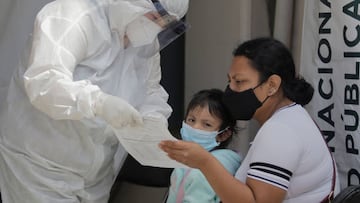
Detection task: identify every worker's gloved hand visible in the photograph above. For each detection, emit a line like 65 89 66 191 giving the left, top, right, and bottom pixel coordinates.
95 92 143 128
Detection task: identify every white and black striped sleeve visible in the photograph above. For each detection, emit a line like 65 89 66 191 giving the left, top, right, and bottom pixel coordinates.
246 120 302 191
248 162 293 190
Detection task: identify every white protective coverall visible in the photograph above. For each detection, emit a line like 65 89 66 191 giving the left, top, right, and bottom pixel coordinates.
0 0 188 202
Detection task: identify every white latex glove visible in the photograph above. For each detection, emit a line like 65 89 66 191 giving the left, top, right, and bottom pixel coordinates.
95 92 143 128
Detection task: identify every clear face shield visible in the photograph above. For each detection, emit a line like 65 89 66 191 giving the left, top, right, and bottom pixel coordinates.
125 0 190 57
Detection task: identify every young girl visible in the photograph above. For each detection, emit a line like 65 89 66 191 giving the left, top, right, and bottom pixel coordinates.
166 89 242 203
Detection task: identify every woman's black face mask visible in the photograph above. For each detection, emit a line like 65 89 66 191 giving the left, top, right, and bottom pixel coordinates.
222 84 263 120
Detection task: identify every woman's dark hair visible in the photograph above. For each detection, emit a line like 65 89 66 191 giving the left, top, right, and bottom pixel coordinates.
185 89 236 148
233 37 314 105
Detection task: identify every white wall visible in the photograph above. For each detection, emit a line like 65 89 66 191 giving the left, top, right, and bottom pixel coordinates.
184 0 270 155
184 0 270 106
185 0 243 106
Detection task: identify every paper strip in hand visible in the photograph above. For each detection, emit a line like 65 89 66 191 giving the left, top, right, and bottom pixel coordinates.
113 116 188 168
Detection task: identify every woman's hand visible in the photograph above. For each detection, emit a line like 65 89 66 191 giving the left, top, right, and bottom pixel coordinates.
159 140 212 169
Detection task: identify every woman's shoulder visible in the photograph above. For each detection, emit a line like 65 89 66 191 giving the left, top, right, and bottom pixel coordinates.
262 104 313 133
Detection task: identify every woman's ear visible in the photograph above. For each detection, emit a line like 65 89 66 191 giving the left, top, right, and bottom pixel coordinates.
216 129 232 142
267 74 281 96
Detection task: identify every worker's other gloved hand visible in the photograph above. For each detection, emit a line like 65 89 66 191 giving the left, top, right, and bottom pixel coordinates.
95 92 143 128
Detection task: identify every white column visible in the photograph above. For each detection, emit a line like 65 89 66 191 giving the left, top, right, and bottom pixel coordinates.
273 0 294 47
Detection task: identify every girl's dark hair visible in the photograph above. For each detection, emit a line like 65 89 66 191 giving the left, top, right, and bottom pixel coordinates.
233 37 314 105
185 89 236 148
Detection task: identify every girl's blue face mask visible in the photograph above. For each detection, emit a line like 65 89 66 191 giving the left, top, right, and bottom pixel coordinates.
180 121 224 151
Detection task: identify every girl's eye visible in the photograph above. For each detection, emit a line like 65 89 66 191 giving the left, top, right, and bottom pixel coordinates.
186 118 195 123
205 123 212 128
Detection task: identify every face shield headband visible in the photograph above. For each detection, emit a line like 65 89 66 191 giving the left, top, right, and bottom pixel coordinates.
151 0 190 48
126 0 190 57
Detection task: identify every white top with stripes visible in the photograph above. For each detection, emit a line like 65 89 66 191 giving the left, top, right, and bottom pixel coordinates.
235 104 339 203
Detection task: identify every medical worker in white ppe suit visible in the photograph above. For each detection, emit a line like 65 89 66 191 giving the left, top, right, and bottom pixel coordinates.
0 0 189 202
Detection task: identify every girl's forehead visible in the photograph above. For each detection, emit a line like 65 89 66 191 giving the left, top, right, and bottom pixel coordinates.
187 106 222 122
188 105 209 114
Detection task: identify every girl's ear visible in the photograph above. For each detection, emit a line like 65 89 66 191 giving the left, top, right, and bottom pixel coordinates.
216 129 232 142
